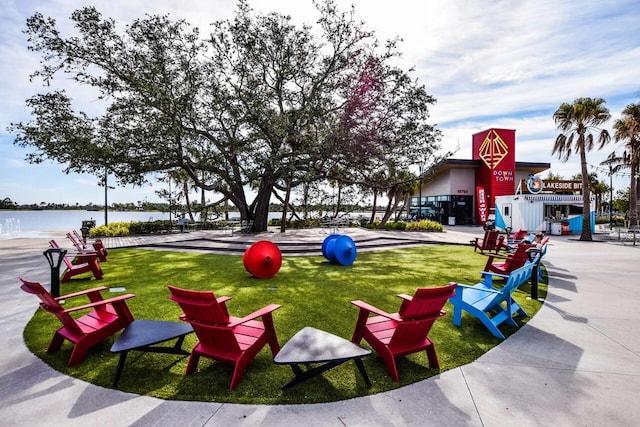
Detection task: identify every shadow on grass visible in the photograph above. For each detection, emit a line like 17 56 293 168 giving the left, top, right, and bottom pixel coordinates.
22 245 545 405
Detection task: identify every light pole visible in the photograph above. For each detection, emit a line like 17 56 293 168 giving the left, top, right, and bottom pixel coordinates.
609 164 613 229
103 167 114 226
418 166 423 220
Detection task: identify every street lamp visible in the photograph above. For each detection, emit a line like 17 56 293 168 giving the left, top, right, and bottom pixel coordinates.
102 167 115 226
609 164 613 229
601 154 619 230
43 248 66 298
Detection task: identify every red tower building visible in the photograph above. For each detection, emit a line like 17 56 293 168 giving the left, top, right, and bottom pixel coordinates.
472 128 516 223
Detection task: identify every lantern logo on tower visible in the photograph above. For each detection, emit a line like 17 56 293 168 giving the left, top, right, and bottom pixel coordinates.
478 130 509 169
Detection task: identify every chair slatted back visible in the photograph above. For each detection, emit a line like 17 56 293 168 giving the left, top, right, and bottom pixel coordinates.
66 232 84 252
168 286 230 324
504 243 536 268
19 278 83 336
483 230 500 250
168 285 240 353
390 284 457 348
49 240 76 270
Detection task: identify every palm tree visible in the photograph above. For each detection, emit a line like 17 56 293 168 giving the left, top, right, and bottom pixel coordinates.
613 102 640 228
552 97 611 241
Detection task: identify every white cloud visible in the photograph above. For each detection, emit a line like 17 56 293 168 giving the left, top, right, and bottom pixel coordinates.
1 0 639 204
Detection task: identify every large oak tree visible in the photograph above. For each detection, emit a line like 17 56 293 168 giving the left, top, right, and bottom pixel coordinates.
11 1 440 230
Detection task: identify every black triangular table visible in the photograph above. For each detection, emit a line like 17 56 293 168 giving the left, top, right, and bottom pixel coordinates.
110 319 193 387
274 326 372 390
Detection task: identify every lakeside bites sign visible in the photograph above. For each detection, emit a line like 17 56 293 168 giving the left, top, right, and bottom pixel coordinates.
473 129 516 222
523 178 583 194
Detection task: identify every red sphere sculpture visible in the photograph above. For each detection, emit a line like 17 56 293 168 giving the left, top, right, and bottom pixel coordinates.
243 240 282 278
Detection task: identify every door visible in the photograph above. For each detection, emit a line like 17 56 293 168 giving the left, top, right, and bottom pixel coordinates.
503 203 512 229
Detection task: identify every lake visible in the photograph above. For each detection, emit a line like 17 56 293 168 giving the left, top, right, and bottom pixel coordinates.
0 210 289 239
0 210 170 239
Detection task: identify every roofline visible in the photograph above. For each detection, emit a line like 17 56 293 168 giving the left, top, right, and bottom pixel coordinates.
423 158 550 179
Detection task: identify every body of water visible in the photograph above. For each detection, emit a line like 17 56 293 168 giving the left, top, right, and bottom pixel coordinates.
0 210 174 239
0 210 291 239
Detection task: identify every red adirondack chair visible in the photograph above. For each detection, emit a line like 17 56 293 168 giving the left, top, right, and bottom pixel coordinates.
473 230 504 254
49 240 103 282
350 283 457 382
67 231 107 262
19 277 135 366
483 242 536 276
168 285 281 390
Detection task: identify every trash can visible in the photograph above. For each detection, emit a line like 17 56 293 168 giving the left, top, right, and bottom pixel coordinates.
550 222 562 236
561 221 570 235
80 219 95 244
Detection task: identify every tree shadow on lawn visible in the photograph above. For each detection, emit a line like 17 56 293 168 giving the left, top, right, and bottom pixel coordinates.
22 245 542 404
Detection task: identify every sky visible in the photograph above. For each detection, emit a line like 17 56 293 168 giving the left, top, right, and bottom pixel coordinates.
1 0 639 206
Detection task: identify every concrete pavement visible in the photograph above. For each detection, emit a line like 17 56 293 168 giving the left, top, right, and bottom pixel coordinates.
1 226 639 426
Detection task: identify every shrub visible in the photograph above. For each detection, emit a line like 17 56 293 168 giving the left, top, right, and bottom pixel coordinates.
595 215 625 227
383 220 407 230
90 221 131 237
405 219 444 232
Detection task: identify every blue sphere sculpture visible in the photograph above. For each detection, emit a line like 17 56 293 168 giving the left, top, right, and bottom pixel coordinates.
322 234 357 266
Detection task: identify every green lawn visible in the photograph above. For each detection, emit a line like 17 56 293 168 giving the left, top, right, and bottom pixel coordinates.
22 245 547 404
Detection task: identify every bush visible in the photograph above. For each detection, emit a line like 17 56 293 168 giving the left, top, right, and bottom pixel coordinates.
595 215 626 227
90 221 131 237
405 219 444 232
268 218 323 229
90 220 175 237
383 220 407 230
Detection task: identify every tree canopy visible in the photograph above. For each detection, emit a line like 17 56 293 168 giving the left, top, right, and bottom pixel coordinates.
10 0 441 231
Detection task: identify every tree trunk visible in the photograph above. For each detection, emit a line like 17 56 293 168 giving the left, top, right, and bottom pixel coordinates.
379 192 400 226
333 184 342 218
370 191 378 224
252 179 274 232
579 147 593 241
183 181 194 221
280 179 292 233
200 186 206 224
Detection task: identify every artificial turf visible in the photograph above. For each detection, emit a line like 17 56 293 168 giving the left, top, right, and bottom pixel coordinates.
22 244 547 404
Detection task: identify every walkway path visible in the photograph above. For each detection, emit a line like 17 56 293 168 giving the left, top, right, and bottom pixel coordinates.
1 227 639 426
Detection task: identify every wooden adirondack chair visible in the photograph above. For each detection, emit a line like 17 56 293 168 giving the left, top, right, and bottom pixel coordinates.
168 285 281 390
504 228 529 246
19 277 135 365
67 231 107 262
73 229 107 254
473 230 504 254
482 242 535 276
449 259 538 338
350 283 457 382
49 240 103 282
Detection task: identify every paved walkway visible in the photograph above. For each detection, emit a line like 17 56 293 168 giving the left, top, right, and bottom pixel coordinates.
1 226 639 426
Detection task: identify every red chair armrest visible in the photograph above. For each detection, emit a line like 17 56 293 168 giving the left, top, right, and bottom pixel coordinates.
62 293 135 313
350 300 401 321
227 303 281 327
55 286 109 301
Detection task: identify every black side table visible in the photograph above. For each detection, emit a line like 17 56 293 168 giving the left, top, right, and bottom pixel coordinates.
274 326 372 390
110 319 193 387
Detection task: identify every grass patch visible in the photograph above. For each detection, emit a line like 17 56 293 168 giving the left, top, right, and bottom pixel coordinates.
22 245 547 404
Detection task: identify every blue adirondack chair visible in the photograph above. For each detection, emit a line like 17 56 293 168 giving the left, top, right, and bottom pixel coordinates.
449 256 538 339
